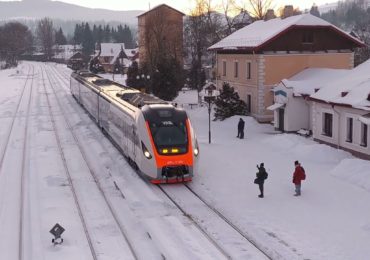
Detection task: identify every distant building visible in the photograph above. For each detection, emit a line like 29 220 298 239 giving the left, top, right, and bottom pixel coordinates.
53 44 81 63
209 13 364 122
94 43 129 73
67 52 87 70
309 60 370 160
270 68 348 132
138 4 184 68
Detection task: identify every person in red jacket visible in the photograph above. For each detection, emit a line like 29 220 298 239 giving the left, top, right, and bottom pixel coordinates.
293 160 305 196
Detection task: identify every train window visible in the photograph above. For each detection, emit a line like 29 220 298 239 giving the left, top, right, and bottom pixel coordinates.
149 121 188 154
158 110 172 118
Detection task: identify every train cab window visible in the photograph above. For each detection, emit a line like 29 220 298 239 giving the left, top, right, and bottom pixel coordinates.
149 120 188 155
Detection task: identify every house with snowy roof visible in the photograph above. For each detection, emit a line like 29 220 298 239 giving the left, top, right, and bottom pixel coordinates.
208 12 364 122
270 68 349 132
309 59 370 160
95 43 129 73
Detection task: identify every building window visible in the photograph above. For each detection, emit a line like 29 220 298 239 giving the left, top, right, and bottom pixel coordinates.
302 31 314 44
246 94 251 113
222 61 226 76
322 112 333 137
361 123 368 147
234 61 238 78
346 117 353 143
246 61 251 79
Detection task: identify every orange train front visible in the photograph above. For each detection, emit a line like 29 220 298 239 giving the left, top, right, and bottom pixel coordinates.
137 105 199 183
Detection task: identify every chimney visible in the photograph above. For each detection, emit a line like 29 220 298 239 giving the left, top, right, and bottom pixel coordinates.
265 9 276 21
283 5 294 18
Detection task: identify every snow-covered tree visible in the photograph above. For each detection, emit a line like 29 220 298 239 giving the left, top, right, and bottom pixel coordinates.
214 82 248 121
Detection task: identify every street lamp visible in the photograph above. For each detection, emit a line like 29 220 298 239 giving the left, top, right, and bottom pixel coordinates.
137 74 151 93
204 86 216 144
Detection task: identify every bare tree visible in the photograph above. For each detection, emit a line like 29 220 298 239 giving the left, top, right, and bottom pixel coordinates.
0 22 33 68
234 0 274 20
185 0 226 89
37 17 54 60
248 0 274 19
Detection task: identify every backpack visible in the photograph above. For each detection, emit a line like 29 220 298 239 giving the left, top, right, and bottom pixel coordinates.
264 171 268 180
301 166 306 180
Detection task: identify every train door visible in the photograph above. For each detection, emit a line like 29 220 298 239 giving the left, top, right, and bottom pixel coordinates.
122 119 128 156
131 124 137 160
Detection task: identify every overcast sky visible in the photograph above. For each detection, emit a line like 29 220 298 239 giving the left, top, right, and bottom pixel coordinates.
2 0 339 13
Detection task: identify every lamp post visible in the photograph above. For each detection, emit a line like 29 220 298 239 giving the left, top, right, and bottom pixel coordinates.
136 74 151 93
204 87 216 144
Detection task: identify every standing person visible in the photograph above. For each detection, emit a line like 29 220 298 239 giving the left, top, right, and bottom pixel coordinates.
255 163 268 198
237 118 245 139
292 160 305 196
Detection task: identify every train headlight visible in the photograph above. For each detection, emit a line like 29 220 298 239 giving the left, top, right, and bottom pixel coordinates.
141 142 152 159
194 139 199 157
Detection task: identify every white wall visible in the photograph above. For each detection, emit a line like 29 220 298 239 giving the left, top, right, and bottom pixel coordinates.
312 102 370 157
285 96 310 131
272 84 310 132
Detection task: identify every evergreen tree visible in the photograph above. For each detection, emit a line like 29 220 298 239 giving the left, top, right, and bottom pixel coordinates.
214 82 248 121
96 25 103 44
123 25 134 48
81 23 94 56
73 23 83 44
103 25 111 42
151 57 183 101
126 61 141 89
55 27 67 45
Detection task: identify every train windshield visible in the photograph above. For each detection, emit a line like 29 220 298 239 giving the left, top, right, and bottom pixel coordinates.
149 120 188 154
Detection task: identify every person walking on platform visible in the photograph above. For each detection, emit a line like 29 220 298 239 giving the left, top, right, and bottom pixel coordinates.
237 118 245 139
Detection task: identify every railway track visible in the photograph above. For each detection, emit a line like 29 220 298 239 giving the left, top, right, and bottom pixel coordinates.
0 64 33 175
40 65 138 260
0 64 35 260
158 184 273 259
184 184 273 259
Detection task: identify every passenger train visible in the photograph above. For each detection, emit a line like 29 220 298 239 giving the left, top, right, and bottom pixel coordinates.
70 71 199 183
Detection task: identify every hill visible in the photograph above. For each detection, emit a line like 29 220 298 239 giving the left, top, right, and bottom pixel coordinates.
0 0 142 25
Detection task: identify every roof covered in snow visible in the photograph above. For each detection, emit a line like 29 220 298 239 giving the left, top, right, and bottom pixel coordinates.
100 43 124 57
280 68 349 96
209 13 363 51
310 59 370 110
99 43 129 65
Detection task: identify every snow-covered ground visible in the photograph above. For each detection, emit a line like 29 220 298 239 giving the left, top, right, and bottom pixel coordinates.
0 62 370 260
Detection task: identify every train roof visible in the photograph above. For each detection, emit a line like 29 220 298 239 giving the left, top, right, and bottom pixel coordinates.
72 70 169 109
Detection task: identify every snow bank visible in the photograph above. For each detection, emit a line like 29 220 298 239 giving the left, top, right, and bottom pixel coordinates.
331 158 370 192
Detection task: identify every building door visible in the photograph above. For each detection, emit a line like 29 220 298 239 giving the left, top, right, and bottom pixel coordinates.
278 108 285 131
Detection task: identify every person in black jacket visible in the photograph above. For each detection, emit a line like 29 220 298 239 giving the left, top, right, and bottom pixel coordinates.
237 118 245 139
255 163 268 198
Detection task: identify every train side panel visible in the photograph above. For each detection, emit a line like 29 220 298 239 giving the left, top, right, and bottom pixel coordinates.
70 76 81 102
98 94 110 131
136 113 157 179
80 83 99 122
